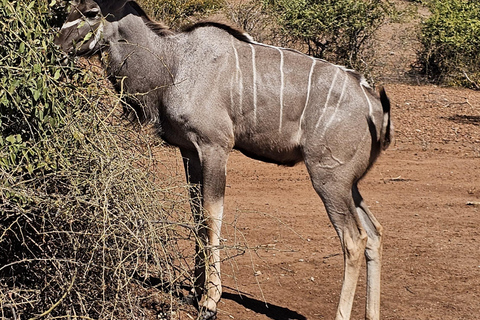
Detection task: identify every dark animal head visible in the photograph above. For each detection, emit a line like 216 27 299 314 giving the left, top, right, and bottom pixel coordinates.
54 0 108 55
55 0 148 56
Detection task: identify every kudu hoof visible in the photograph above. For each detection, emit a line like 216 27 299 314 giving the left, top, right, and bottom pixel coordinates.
199 309 217 320
182 293 217 320
182 293 196 306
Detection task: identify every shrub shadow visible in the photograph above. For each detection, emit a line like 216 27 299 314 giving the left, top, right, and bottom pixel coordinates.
444 115 480 126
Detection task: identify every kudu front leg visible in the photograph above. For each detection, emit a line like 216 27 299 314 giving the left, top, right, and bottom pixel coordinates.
181 147 229 319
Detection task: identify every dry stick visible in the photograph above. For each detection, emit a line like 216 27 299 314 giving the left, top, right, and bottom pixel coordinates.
0 216 21 242
28 275 77 320
233 217 268 307
101 75 127 123
466 201 480 206
462 70 480 90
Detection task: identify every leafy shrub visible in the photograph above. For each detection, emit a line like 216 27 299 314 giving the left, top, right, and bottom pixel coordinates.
265 0 392 74
1 0 193 318
0 0 68 176
417 0 480 88
224 0 273 43
139 0 225 26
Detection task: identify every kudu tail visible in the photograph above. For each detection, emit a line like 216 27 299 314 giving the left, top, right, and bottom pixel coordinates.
379 87 392 150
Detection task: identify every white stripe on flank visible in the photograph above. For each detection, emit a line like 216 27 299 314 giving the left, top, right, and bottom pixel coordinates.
232 42 243 113
231 41 237 112
315 68 340 130
243 33 254 42
61 18 82 30
277 48 285 133
230 72 235 114
321 73 349 134
249 44 257 125
361 84 373 117
233 43 240 73
299 57 316 129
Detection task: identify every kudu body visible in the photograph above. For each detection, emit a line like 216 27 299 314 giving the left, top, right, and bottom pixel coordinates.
56 1 393 319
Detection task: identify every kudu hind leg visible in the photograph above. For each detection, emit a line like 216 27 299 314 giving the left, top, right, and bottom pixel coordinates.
310 177 368 320
353 184 383 320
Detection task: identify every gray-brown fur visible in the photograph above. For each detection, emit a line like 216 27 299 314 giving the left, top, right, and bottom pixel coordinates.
55 1 393 319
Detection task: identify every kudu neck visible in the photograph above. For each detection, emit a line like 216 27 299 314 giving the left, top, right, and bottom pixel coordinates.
104 14 177 81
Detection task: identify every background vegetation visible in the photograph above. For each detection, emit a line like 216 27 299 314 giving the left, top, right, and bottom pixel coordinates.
140 0 225 26
265 0 393 75
417 0 480 88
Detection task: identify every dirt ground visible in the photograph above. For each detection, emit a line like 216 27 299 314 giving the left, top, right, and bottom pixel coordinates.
159 83 480 320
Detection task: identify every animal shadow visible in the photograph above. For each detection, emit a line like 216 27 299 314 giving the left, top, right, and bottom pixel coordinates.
133 274 307 319
222 290 307 320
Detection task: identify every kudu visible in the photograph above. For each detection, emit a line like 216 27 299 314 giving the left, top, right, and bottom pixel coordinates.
55 1 393 319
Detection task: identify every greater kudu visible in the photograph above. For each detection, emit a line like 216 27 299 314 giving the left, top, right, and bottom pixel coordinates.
55 1 393 319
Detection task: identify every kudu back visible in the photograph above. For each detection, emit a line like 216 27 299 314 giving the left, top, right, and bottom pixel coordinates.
56 1 393 319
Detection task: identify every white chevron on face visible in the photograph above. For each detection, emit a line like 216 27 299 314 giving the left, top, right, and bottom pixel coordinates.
60 18 82 30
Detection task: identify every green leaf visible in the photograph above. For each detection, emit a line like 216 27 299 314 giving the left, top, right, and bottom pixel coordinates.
83 31 93 42
6 135 17 143
33 89 41 101
33 64 42 74
54 69 61 80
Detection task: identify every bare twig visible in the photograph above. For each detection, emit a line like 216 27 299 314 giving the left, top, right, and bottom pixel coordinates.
462 70 480 90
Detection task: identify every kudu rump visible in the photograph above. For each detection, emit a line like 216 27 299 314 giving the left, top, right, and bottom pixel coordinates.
56 1 392 319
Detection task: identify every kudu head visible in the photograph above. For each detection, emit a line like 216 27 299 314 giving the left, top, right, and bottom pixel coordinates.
54 0 131 56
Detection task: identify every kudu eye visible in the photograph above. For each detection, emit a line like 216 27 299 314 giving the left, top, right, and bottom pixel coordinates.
84 8 100 19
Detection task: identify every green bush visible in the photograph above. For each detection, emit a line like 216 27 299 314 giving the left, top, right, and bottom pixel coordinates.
1 0 193 318
265 0 391 74
0 0 68 177
139 0 225 26
224 0 275 44
417 0 480 88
